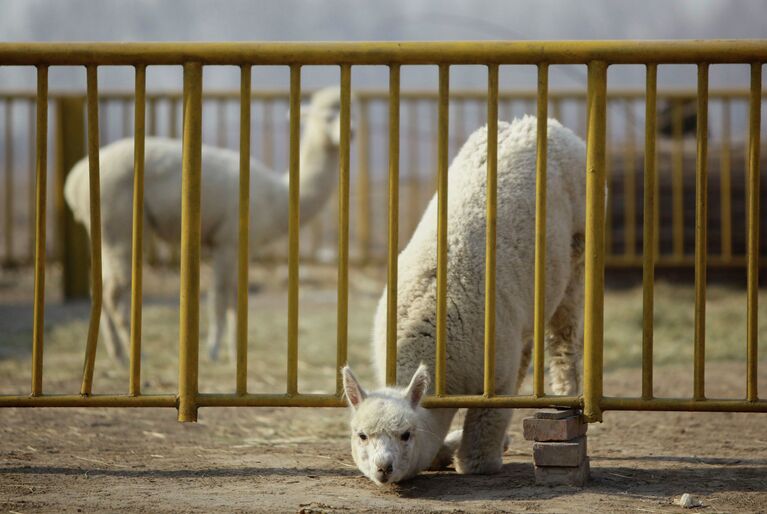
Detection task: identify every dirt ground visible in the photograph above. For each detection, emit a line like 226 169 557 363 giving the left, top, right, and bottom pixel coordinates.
1 265 767 513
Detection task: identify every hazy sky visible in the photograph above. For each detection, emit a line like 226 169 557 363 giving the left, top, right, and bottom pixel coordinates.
1 0 766 91
3 0 767 42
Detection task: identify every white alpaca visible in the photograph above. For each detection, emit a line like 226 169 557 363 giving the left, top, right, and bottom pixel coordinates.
64 87 350 363
343 116 587 484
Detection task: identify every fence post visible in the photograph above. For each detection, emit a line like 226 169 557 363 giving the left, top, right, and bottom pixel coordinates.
177 63 203 422
55 96 90 299
583 61 608 423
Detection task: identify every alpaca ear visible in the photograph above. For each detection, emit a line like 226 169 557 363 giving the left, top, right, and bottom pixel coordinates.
342 366 367 410
404 364 430 408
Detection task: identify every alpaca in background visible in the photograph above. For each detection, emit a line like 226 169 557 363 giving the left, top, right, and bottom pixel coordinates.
65 87 351 363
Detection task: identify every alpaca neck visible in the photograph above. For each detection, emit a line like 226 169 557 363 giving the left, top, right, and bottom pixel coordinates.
410 408 456 477
284 123 339 226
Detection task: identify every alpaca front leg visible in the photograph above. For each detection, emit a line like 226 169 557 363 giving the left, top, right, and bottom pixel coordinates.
431 428 511 470
430 429 463 470
455 407 513 474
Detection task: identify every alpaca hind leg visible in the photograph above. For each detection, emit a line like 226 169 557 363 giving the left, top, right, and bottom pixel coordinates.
515 338 533 393
99 305 126 364
454 407 513 474
207 248 236 362
100 253 131 365
224 273 238 364
546 237 585 396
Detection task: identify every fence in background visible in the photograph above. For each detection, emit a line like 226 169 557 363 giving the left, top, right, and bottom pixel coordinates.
2 87 767 283
0 41 765 423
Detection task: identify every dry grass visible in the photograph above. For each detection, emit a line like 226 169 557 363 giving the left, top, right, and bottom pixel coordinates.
1 264 766 398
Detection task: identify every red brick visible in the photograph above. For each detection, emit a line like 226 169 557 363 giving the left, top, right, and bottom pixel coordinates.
534 458 590 487
534 408 579 420
523 415 587 442
533 436 587 467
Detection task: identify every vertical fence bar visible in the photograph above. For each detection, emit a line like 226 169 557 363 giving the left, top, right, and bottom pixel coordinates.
720 99 732 260
533 63 549 398
121 100 131 139
30 66 48 396
746 63 762 402
56 97 89 298
336 65 352 396
407 101 420 241
604 114 612 259
148 97 157 136
435 64 449 396
236 65 251 396
129 65 146 396
4 99 14 266
98 99 107 144
169 97 179 138
356 99 370 264
642 64 658 401
80 66 104 396
287 64 301 396
583 61 608 423
28 100 35 262
386 65 401 386
552 98 562 123
431 100 438 193
217 98 228 148
476 98 485 132
624 100 637 258
145 97 160 266
693 63 709 401
454 100 465 152
177 62 203 422
501 99 512 129
672 100 684 259
168 95 181 266
483 64 499 397
261 100 274 169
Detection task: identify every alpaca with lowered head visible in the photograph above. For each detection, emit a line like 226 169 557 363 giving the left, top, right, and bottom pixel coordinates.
65 87 351 363
343 116 587 484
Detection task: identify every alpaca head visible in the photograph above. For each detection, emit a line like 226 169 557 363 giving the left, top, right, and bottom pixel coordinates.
302 86 354 146
342 364 430 485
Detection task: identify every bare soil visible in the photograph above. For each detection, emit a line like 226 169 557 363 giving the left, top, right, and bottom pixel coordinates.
2 364 766 513
1 266 767 513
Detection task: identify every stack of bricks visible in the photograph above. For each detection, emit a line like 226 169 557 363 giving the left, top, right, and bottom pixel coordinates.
523 408 589 486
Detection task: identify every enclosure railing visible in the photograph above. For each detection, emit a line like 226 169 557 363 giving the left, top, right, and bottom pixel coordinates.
2 87 766 275
0 41 765 423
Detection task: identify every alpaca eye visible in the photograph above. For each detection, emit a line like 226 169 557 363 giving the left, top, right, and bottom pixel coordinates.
358 433 368 441
401 431 411 442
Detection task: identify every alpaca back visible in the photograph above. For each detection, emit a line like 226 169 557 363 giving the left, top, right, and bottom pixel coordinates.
63 137 287 250
372 116 587 394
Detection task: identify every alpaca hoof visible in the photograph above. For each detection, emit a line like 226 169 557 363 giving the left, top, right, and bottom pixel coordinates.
454 455 503 475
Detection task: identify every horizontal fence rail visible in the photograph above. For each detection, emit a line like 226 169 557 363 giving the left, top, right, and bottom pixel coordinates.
0 41 765 423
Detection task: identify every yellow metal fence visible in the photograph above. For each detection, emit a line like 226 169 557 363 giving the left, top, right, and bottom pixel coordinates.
0 41 765 423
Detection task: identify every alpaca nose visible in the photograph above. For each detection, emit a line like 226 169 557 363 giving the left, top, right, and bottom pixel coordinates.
375 462 394 483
